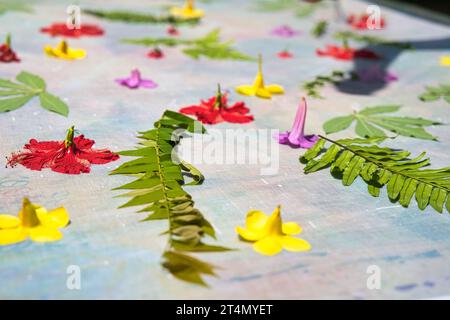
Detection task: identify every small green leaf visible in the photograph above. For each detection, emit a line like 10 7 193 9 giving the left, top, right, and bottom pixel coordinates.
355 118 386 138
419 83 450 104
39 92 69 117
342 156 365 186
429 188 447 213
359 105 401 115
16 71 46 91
0 94 34 113
399 178 418 207
0 79 29 90
419 93 440 102
323 115 355 134
301 139 325 162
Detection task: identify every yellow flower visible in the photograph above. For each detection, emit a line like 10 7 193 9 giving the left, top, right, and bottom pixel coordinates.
0 198 70 246
236 205 311 256
235 54 284 99
44 40 86 60
440 56 450 66
170 0 204 19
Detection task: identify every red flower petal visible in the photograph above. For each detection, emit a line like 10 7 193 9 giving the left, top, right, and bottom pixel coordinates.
277 51 293 59
0 44 20 62
74 136 119 164
52 151 91 174
347 14 385 30
40 23 104 38
221 112 254 123
167 26 179 36
226 101 250 114
179 93 254 125
147 48 164 59
316 45 380 61
7 134 119 175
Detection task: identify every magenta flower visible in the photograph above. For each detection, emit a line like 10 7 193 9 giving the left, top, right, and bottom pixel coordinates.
275 97 318 149
115 69 157 89
355 65 398 83
271 25 300 38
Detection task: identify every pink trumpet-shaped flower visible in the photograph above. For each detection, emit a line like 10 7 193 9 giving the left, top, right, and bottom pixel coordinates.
115 69 157 89
271 25 300 38
275 97 318 149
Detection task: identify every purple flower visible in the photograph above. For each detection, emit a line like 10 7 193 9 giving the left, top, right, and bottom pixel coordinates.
116 69 158 89
275 97 318 149
271 25 300 38
355 65 398 83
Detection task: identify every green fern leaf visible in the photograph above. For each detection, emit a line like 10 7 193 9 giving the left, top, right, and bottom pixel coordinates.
122 29 255 61
111 110 230 286
83 8 200 25
300 136 450 215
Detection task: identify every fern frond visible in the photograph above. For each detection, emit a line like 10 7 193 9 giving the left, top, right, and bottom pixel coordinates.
83 9 200 25
122 29 255 61
111 110 230 286
300 136 450 214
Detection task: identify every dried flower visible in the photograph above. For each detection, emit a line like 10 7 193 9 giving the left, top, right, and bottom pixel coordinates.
40 22 104 38
116 69 157 89
275 97 318 149
7 126 119 174
235 54 284 99
236 205 311 256
0 198 69 246
180 84 253 124
44 40 86 60
170 0 204 19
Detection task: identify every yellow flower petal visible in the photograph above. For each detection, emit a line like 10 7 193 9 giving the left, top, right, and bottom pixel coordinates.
44 46 58 57
266 84 285 94
236 226 264 241
245 210 268 231
235 85 256 96
253 236 282 256
280 236 311 252
44 44 86 60
0 214 21 229
67 48 86 59
440 56 450 66
255 88 272 99
37 207 70 229
0 227 27 246
282 222 302 235
170 7 204 19
29 226 63 243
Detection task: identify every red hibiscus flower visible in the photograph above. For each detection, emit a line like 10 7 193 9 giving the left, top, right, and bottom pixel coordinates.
316 44 380 61
347 14 385 30
147 47 164 59
40 23 104 38
179 85 254 125
277 50 293 59
167 25 179 36
7 127 119 175
0 34 20 63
